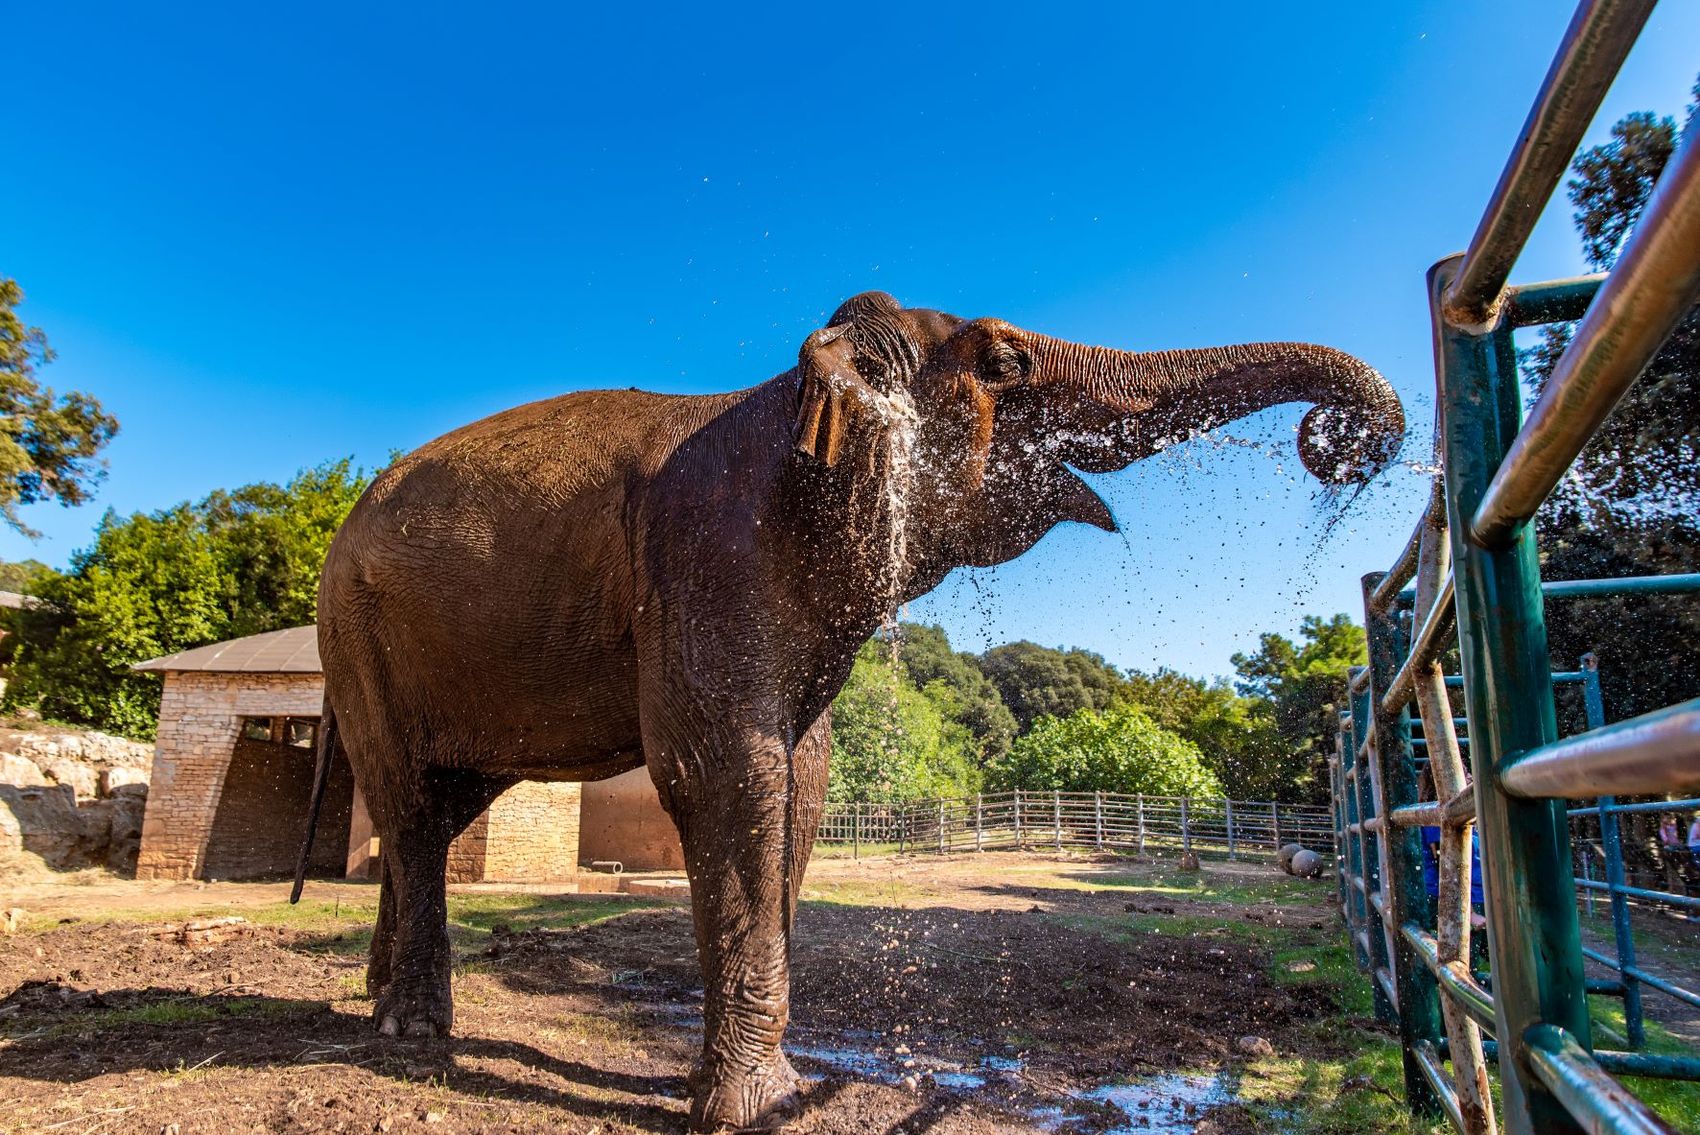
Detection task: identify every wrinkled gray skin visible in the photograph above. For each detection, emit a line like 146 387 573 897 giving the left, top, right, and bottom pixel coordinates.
313 291 1402 1130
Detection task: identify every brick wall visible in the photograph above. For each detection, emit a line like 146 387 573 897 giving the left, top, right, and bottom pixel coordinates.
136 672 324 880
139 670 584 884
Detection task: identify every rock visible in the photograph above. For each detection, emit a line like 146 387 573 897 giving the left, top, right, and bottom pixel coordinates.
1 908 23 934
107 785 147 874
1178 851 1201 871
42 757 98 801
1277 842 1305 873
99 766 150 796
1291 849 1324 878
1236 1035 1275 1057
0 784 112 870
0 752 48 788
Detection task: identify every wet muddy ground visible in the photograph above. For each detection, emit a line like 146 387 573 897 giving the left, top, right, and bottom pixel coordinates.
0 855 1363 1134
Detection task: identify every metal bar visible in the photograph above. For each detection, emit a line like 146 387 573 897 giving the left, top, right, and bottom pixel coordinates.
1506 274 1607 327
1365 569 1442 1117
1543 572 1700 599
1472 113 1700 547
1569 796 1700 818
1414 1041 1469 1133
1390 784 1478 830
1405 924 1499 1035
1501 697 1700 799
1371 518 1425 613
1382 570 1457 716
1581 947 1700 1011
1582 656 1644 1051
1441 0 1655 328
1575 880 1700 912
1433 253 1590 1135
1458 1039 1700 1084
1523 1025 1679 1135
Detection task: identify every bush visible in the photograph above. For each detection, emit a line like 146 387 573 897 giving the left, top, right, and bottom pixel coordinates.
985 703 1222 797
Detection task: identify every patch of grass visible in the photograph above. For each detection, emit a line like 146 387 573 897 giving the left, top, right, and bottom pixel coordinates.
45 995 314 1037
445 895 657 941
1589 996 1700 1133
1237 1040 1448 1135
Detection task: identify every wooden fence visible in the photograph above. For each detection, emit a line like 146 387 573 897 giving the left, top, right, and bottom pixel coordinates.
816 790 1335 860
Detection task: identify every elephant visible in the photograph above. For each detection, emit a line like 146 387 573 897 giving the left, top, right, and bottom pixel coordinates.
292 290 1403 1130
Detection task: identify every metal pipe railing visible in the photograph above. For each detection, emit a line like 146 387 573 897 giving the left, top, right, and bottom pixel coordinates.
1500 697 1700 799
1505 274 1606 328
1381 570 1457 716
1522 1026 1677 1135
1542 572 1700 599
1440 0 1655 328
1470 116 1700 547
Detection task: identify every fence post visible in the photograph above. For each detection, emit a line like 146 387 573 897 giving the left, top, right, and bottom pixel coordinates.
1583 653 1643 1050
1014 789 1022 849
854 802 861 860
898 804 905 856
1094 791 1104 850
975 793 984 852
1053 790 1062 852
1270 800 1280 851
938 799 947 855
1136 793 1146 852
1435 254 1586 1135
1225 797 1236 859
1180 797 1191 855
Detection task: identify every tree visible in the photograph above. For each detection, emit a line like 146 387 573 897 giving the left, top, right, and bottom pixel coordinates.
4 459 372 737
0 558 55 594
1519 80 1700 728
979 640 1128 733
826 640 980 803
1120 668 1288 800
1231 613 1366 803
891 623 1018 763
0 278 119 537
985 703 1221 797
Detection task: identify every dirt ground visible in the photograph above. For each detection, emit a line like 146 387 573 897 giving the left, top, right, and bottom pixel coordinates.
0 855 1354 1135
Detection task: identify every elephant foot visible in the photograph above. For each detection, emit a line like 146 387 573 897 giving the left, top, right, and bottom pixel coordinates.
689 1051 803 1132
372 977 453 1039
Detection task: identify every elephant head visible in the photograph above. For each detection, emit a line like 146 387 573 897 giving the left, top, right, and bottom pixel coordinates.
789 291 1404 594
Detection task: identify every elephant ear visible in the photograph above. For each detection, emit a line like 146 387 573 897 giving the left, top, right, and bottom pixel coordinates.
794 291 915 466
793 325 864 466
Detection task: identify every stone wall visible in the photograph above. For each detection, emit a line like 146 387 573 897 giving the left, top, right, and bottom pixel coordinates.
135 672 323 880
484 780 581 882
578 766 684 871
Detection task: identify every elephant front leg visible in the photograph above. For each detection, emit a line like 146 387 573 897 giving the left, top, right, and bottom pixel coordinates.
648 715 827 1131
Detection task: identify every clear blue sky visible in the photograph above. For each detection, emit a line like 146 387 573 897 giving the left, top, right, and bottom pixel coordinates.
4 3 1696 680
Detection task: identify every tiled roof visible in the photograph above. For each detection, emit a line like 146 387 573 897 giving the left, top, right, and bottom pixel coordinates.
133 625 321 674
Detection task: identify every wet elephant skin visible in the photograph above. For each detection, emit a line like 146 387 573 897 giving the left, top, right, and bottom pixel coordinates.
312 291 1404 1130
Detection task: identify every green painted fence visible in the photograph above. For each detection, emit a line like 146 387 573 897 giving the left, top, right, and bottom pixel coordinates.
1329 3 1700 1133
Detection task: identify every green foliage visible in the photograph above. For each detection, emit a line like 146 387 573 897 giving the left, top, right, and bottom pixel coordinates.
0 558 54 594
0 278 119 537
1118 667 1286 799
827 640 981 803
1232 613 1366 803
985 702 1221 797
1520 79 1700 728
4 459 372 738
978 640 1127 733
891 623 1018 763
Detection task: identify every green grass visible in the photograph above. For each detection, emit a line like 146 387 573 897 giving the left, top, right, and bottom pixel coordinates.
7 994 320 1040
1588 996 1700 1133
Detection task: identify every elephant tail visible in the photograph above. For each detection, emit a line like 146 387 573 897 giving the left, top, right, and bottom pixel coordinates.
290 702 340 904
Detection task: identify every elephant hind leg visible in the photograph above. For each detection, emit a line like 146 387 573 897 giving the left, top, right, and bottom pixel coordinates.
366 767 513 1038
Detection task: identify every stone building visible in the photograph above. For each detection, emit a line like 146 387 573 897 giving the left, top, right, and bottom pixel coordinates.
133 626 684 883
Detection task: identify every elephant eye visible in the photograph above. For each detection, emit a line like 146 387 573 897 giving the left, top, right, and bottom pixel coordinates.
980 342 1030 389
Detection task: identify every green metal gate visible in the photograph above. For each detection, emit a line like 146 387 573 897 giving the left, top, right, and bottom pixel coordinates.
1330 3 1700 1133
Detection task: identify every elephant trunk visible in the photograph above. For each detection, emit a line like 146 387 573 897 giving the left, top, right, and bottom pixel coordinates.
1022 336 1405 484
